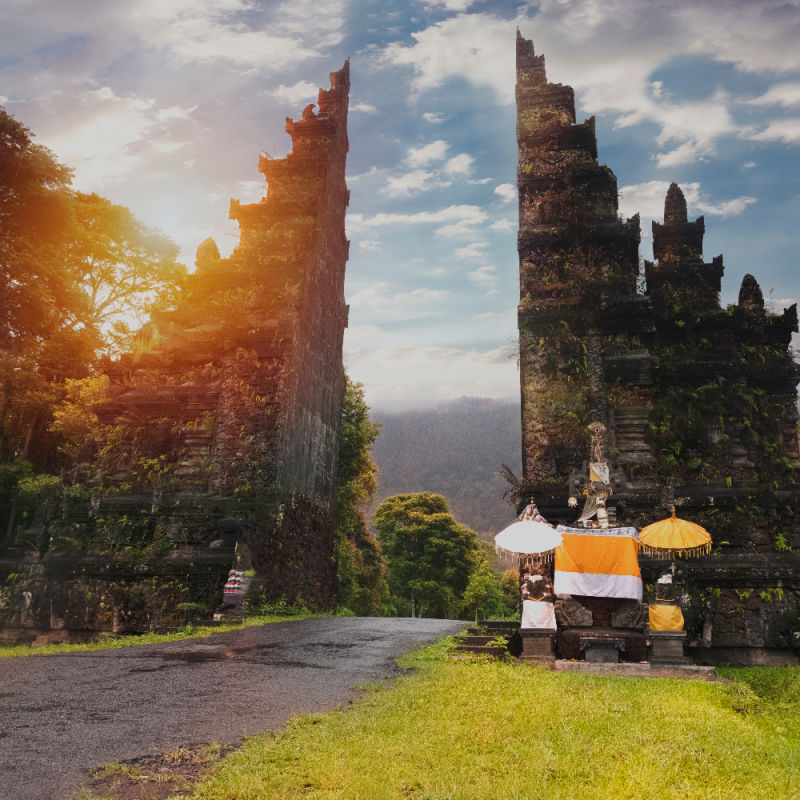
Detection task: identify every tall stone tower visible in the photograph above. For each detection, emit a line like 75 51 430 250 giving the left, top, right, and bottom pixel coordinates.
516 32 800 659
515 30 640 503
0 63 352 634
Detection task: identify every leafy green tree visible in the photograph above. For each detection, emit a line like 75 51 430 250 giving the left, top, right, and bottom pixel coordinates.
0 108 185 543
373 492 482 618
335 377 388 615
66 192 184 354
462 558 508 622
0 108 184 473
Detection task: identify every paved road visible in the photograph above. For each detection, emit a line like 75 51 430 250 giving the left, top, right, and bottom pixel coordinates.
0 617 465 800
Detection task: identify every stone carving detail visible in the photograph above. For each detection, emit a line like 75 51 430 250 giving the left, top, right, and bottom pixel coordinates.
555 597 593 627
611 601 649 631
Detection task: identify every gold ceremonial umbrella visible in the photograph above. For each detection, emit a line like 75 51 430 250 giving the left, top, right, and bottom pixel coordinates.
639 507 712 558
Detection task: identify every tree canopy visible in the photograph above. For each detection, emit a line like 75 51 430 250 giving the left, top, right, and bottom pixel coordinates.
334 377 387 616
0 107 185 536
373 491 483 618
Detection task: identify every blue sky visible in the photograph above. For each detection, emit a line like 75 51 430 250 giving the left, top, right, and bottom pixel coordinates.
2 0 799 411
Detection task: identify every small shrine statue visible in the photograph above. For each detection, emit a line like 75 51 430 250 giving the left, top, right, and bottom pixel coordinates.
648 573 684 631
520 574 556 630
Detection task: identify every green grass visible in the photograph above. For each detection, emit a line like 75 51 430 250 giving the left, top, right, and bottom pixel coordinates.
178 641 800 800
0 613 315 658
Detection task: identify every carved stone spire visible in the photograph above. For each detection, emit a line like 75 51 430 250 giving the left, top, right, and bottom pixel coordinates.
738 273 765 312
664 182 688 225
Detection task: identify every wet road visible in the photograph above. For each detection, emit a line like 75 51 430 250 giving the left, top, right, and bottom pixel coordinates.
0 617 465 800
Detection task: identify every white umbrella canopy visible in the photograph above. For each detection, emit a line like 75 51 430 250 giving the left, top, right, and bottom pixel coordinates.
494 519 563 557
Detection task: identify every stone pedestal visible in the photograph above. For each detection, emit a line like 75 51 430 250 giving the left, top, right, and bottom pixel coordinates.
519 628 556 662
580 635 625 663
649 630 689 663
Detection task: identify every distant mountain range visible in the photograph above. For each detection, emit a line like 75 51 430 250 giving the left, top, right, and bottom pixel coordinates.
366 397 522 539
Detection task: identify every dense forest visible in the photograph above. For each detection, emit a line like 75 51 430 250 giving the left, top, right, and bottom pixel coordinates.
367 397 522 538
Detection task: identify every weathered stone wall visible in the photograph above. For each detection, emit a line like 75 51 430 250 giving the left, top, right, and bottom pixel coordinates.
516 31 800 660
1 63 352 633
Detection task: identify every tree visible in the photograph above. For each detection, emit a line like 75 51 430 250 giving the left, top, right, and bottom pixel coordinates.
334 377 388 615
462 558 508 622
0 108 185 472
373 492 482 618
65 192 185 355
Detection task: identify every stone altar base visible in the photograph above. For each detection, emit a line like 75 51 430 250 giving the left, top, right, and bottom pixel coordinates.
519 628 556 662
557 627 648 662
649 630 690 664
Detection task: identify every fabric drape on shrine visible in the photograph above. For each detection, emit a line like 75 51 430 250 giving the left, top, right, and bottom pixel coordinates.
554 526 642 600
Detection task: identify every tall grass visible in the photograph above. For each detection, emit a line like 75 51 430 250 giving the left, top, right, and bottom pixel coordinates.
181 642 800 800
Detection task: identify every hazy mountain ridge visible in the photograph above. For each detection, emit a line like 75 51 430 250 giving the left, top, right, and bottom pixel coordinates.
367 397 522 538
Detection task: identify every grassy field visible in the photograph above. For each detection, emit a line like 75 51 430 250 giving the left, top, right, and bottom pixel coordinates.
0 612 314 658
177 640 800 800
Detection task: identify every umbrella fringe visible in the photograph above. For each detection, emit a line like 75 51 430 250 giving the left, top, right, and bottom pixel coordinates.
495 546 555 564
640 542 712 559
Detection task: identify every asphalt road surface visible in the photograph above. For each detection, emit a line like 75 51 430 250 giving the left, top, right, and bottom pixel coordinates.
0 617 465 800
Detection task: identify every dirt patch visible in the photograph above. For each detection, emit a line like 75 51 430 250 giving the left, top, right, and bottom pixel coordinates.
77 742 236 799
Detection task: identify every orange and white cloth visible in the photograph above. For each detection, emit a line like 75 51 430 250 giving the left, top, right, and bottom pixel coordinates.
554 526 642 600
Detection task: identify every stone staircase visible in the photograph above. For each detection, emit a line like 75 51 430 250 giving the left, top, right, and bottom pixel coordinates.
454 620 519 657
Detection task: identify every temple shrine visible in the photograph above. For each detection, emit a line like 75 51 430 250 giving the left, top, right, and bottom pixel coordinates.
514 30 800 664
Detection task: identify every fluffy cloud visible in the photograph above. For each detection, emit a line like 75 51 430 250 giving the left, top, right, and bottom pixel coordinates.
455 241 488 259
619 181 756 222
746 82 800 109
270 81 318 104
749 119 800 144
494 183 516 203
380 169 451 197
348 205 488 234
407 139 450 166
348 282 450 321
443 153 474 175
343 335 518 412
468 265 499 294
381 1 800 176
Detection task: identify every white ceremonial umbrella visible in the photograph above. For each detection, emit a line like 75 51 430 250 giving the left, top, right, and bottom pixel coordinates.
494 519 563 557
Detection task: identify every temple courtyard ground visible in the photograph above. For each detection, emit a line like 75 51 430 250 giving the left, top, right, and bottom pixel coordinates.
0 617 465 800
1 620 798 799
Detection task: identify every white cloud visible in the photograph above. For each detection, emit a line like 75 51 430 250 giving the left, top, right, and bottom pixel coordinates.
344 340 519 412
619 181 757 222
381 169 451 197
407 139 449 166
468 265 499 294
490 219 515 231
348 281 450 321
381 13 516 102
423 0 477 10
357 239 383 252
455 241 488 259
348 204 488 232
746 82 800 109
271 80 318 104
351 101 378 114
749 119 800 144
765 297 797 314
494 183 516 203
443 153 474 176
423 111 446 124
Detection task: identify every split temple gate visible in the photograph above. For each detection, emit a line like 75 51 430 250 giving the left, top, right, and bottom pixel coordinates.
0 63 351 636
515 31 800 663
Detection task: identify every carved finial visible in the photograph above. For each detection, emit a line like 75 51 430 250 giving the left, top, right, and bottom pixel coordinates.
301 104 316 121
195 237 220 271
738 273 764 312
664 182 688 226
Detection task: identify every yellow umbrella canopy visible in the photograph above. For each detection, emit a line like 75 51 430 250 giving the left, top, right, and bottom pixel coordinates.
639 508 712 558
